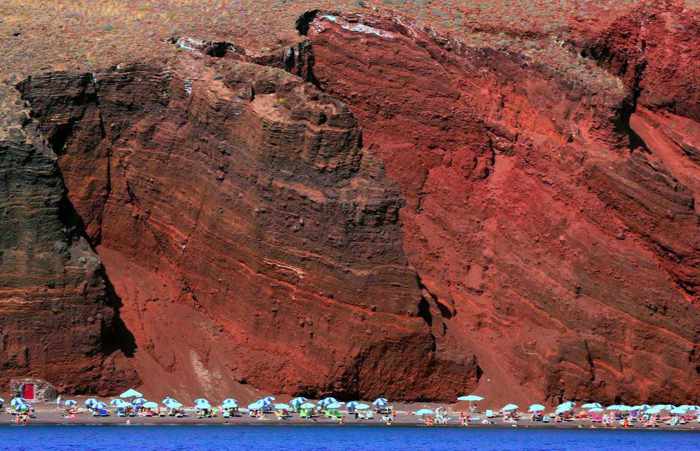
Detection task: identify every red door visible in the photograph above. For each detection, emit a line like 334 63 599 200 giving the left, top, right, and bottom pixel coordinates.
21 384 34 400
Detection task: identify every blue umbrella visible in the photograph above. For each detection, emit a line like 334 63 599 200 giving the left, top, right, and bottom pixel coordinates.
582 402 602 409
143 402 159 410
415 409 434 416
528 404 545 412
502 403 518 411
346 401 360 409
248 400 264 410
300 402 316 409
557 401 575 410
354 403 370 410
131 398 146 406
318 397 338 408
457 395 484 402
671 406 687 415
166 400 182 409
326 402 343 410
274 403 291 410
84 398 98 409
588 407 604 413
94 401 108 410
119 388 143 399
64 400 77 407
290 397 307 410
194 399 211 410
222 399 238 409
372 398 388 407
11 398 28 411
555 403 574 415
110 399 127 408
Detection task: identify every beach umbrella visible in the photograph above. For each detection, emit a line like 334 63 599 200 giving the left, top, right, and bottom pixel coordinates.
110 399 127 408
274 403 291 410
262 396 276 403
679 405 700 411
318 397 338 408
84 398 99 409
194 398 211 410
670 406 687 415
95 401 108 409
415 409 434 416
326 402 343 410
354 403 370 410
588 407 604 413
132 398 146 406
300 402 316 409
457 395 484 402
502 403 519 412
555 403 574 415
64 400 77 407
346 401 360 409
222 399 238 409
163 397 182 408
528 404 545 412
143 402 159 409
372 398 388 408
556 401 576 412
582 402 602 409
290 397 307 410
119 388 143 399
11 398 28 410
248 400 264 411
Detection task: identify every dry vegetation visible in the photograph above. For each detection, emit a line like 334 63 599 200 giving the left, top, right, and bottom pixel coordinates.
1 0 698 128
0 0 668 79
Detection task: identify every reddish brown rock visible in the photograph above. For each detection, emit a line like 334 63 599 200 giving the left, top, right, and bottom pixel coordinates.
302 7 699 404
17 55 479 401
0 126 138 395
4 2 699 404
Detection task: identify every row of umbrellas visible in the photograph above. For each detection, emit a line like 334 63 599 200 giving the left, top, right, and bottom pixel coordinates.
57 389 700 418
454 395 700 417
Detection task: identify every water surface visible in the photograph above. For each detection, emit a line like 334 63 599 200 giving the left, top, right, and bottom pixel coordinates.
1 425 698 450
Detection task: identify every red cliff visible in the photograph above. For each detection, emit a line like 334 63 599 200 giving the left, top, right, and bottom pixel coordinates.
2 2 698 404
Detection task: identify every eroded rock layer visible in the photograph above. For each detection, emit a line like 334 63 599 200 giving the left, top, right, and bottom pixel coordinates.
17 56 478 401
302 7 699 404
4 2 699 404
0 127 138 394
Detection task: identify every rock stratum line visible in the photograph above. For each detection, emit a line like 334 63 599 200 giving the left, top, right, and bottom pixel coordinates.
1 3 698 404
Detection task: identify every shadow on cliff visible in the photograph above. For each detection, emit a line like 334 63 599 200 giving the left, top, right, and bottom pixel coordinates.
52 136 138 359
101 274 138 358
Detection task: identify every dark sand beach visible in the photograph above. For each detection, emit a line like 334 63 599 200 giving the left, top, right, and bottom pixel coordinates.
7 402 699 432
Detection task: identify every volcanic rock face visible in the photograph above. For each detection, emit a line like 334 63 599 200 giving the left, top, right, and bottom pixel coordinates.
16 56 479 400
302 7 699 403
4 2 699 404
0 127 138 394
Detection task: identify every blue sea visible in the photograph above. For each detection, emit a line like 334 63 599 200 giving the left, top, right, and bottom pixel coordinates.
0 425 698 450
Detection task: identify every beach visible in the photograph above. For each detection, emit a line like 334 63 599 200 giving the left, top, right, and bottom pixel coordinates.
7 401 700 431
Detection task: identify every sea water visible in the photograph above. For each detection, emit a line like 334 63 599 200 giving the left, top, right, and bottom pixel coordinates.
0 425 698 450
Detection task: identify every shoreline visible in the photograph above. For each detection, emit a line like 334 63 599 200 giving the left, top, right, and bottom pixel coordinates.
4 413 699 432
